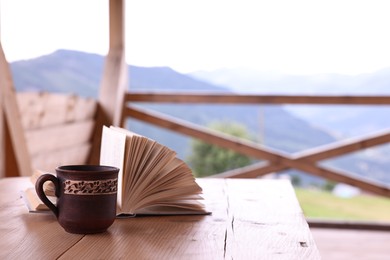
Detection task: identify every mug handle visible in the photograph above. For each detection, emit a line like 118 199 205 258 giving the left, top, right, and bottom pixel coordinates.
35 174 60 218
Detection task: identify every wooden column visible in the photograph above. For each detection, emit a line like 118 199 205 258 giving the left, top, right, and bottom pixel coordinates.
0 42 32 177
98 0 128 126
90 0 128 164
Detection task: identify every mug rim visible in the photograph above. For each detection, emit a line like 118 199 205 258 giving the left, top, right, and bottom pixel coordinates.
56 165 119 173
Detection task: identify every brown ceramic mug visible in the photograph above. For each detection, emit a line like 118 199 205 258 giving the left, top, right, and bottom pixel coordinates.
35 165 119 234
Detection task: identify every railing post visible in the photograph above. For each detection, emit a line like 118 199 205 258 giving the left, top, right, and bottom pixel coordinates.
98 0 128 126
90 0 128 164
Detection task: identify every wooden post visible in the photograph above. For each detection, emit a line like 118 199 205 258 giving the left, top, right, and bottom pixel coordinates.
0 42 32 177
0 61 4 177
98 0 128 126
90 0 128 164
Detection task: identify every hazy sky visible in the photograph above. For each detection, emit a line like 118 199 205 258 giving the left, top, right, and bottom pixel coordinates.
2 0 390 75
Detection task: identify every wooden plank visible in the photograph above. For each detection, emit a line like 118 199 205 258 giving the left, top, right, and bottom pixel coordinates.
126 91 390 105
0 59 4 178
225 179 320 259
17 92 97 130
33 178 319 259
0 42 32 177
0 178 227 259
0 178 320 259
25 120 95 155
4 119 20 177
0 178 83 259
61 178 228 259
31 144 91 172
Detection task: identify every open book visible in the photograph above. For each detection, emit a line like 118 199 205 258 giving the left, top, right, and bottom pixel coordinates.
24 170 56 212
99 126 208 216
24 127 208 216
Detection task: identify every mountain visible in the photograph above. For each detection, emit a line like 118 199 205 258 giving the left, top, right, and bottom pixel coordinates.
191 68 390 137
11 50 335 151
9 50 390 185
191 67 390 95
11 50 103 97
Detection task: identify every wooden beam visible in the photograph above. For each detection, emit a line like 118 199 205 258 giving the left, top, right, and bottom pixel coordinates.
209 161 280 179
308 219 390 231
212 161 283 179
215 129 390 178
277 158 390 197
4 119 19 177
126 92 390 105
0 56 4 177
221 159 390 198
124 105 285 162
216 153 390 198
293 129 390 161
0 42 32 177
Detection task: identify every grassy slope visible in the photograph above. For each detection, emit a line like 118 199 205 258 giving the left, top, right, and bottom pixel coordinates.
295 188 390 221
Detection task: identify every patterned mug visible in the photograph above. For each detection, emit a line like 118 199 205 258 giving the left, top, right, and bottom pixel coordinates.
35 165 119 234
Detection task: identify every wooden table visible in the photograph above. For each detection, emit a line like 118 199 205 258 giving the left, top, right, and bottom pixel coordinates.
0 177 320 259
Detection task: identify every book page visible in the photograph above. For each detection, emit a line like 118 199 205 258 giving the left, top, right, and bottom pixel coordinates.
102 126 208 215
130 184 203 212
134 204 209 216
23 188 56 212
139 158 196 198
100 126 127 209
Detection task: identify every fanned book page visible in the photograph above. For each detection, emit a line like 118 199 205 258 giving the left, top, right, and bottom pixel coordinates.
100 126 209 216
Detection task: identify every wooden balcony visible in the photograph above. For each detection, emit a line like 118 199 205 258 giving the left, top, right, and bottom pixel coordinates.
2 46 390 260
2 0 390 257
123 91 390 258
122 91 390 194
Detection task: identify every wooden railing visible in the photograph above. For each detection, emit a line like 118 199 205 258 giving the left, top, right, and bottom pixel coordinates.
122 91 390 197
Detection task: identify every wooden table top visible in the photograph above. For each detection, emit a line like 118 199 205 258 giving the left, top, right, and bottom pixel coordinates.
0 177 320 259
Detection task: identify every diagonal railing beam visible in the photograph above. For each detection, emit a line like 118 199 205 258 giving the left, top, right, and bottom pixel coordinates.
124 105 287 162
215 129 390 178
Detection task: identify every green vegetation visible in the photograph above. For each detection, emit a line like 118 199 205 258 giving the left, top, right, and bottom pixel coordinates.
188 121 253 177
295 188 390 221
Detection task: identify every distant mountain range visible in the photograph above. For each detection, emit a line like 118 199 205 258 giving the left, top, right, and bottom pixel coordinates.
191 67 390 94
191 68 390 137
10 50 390 185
